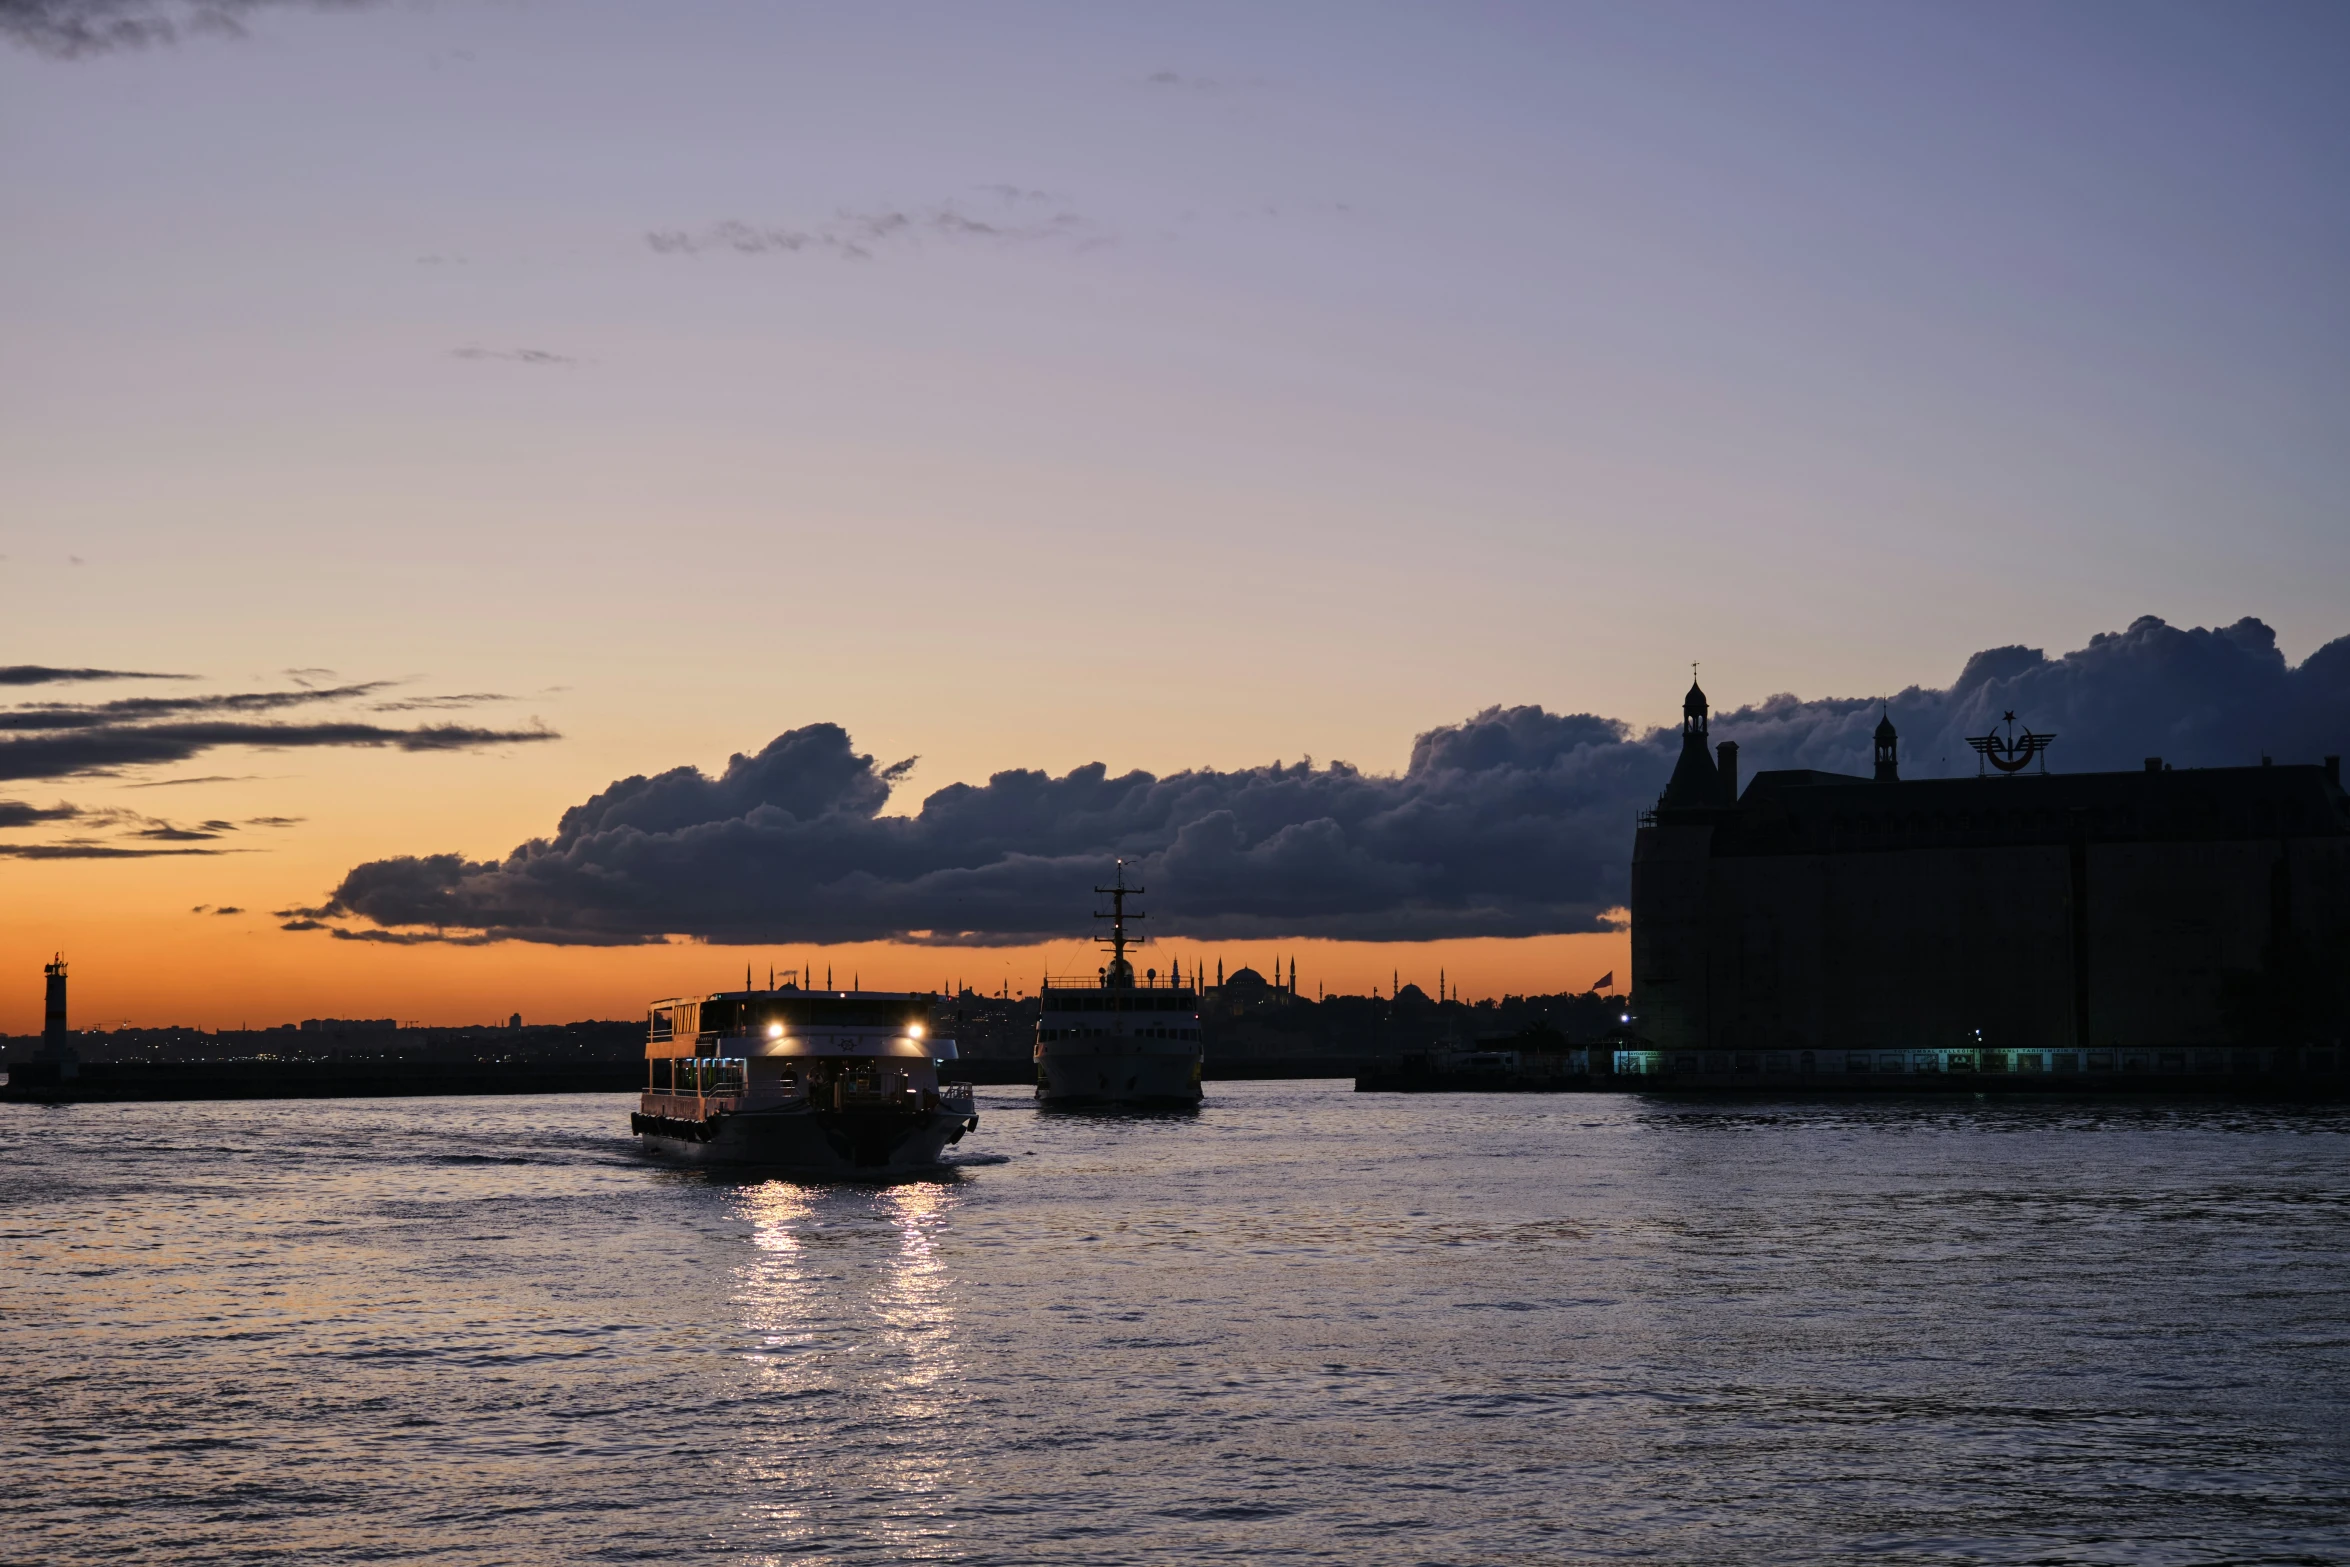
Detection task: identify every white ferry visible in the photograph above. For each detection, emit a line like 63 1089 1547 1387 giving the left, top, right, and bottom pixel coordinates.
1034 863 1204 1106
631 987 978 1172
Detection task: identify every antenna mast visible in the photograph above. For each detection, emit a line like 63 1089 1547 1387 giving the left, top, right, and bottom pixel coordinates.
1094 858 1144 989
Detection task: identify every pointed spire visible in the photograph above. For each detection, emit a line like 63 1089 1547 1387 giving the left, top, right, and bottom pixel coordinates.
1660 666 1726 810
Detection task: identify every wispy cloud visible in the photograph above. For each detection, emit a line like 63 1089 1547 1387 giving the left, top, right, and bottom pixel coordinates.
647 191 1106 262
0 799 86 828
0 841 228 859
0 0 380 60
0 669 558 782
366 692 515 712
0 664 192 686
450 347 577 367
120 774 263 789
0 681 394 732
0 718 556 782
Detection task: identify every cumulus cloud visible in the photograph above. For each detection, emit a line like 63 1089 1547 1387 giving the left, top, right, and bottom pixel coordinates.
300 617 2350 950
647 192 1105 262
0 0 374 58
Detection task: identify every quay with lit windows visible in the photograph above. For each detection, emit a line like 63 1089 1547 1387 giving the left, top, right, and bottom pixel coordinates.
633 987 977 1170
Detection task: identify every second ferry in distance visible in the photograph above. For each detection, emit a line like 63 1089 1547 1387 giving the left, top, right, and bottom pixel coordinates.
1034 861 1204 1107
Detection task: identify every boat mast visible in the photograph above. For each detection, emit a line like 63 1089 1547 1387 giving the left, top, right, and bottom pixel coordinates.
1094 858 1143 989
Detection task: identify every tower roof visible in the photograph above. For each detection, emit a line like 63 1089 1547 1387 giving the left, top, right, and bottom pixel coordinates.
1875 711 1898 742
1684 680 1708 718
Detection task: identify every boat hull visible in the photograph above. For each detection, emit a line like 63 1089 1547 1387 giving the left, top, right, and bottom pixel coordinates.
1036 1047 1202 1106
632 1103 976 1173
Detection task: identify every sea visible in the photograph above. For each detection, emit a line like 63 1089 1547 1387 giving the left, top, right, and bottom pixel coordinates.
3 1083 2347 1565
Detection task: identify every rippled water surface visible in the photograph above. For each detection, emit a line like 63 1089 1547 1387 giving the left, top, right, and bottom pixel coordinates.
5 1085 2349 1564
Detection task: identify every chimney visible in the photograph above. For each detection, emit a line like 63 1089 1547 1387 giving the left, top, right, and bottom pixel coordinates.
2145 757 2162 772
1716 740 1739 803
2326 756 2341 787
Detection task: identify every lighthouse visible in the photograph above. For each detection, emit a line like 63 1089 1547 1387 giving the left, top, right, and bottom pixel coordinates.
40 955 76 1064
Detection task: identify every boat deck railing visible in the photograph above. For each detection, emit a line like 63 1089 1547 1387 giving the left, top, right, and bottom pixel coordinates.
1040 975 1197 992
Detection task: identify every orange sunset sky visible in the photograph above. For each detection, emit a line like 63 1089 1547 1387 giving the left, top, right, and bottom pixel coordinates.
5 5 2345 1032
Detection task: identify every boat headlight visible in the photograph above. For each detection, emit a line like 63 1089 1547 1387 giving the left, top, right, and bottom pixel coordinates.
767 1023 785 1039
908 1023 926 1039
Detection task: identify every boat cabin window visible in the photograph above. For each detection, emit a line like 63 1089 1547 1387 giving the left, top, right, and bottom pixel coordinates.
669 1057 745 1096
686 995 931 1037
649 1007 674 1041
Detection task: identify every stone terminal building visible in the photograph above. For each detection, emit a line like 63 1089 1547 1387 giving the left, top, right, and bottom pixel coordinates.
1628 679 2349 1082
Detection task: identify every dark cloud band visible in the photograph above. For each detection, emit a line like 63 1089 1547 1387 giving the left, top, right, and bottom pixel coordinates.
0 664 192 686
306 616 2350 949
0 718 555 782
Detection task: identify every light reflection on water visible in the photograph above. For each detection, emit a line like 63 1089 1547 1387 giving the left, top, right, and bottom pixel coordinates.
2 1087 2347 1564
730 1180 968 1563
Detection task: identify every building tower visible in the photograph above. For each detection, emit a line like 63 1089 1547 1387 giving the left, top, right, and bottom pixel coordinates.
1659 673 1725 810
1874 709 1900 783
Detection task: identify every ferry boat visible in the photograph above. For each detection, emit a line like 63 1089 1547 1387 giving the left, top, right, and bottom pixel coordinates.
1034 863 1204 1106
631 987 978 1171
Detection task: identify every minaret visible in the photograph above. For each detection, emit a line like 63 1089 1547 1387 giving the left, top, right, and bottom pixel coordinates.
1874 709 1900 783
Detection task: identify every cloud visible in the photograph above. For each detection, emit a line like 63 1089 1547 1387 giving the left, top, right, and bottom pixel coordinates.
0 842 225 859
214 905 243 914
366 692 515 712
0 680 394 731
647 192 1105 262
0 664 192 686
3 797 296 844
0 672 556 782
0 799 86 828
0 671 554 782
450 347 576 367
0 0 376 58
0 718 556 781
120 774 261 788
300 617 2350 950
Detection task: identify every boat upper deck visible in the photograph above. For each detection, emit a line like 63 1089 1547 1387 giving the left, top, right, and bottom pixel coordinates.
647 990 940 1058
1038 979 1199 1014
